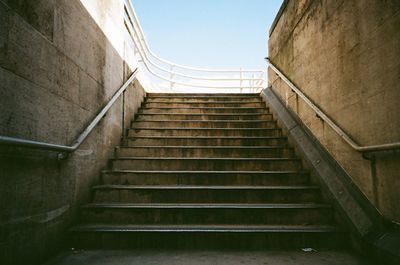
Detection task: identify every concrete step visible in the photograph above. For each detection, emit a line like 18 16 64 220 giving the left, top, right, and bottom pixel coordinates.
70 93 347 251
80 203 333 225
100 170 310 186
92 185 321 203
124 136 288 146
147 93 260 97
135 113 273 121
145 96 263 103
69 224 346 249
110 157 303 171
128 128 282 137
130 120 277 129
115 146 294 158
143 102 266 108
139 107 269 114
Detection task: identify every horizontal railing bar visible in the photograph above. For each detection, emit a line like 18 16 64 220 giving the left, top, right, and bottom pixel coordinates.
124 21 262 89
0 69 139 153
266 58 400 153
124 0 264 74
0 136 74 152
123 14 263 82
123 0 266 91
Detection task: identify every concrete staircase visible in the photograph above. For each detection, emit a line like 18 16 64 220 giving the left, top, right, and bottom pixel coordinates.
70 93 345 249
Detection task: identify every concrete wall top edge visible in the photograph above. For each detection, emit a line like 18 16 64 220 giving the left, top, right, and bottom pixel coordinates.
269 0 290 36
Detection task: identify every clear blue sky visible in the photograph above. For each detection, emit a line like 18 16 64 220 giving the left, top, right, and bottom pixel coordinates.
132 0 283 69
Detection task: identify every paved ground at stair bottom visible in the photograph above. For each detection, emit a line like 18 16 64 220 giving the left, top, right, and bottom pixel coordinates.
43 250 376 265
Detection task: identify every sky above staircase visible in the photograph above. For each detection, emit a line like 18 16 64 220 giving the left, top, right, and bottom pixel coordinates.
132 0 283 69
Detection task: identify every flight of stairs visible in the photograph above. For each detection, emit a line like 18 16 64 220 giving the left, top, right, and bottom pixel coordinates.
70 93 345 249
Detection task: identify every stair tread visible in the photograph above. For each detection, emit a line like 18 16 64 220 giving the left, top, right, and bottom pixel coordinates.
145 98 263 104
102 170 307 174
132 120 272 123
117 146 289 149
140 106 268 110
126 136 285 139
81 203 331 209
147 93 260 96
70 224 340 233
145 99 261 101
130 127 279 130
147 96 260 99
112 157 300 161
137 112 272 116
93 185 319 190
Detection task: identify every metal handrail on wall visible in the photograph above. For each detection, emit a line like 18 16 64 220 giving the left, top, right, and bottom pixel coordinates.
0 69 139 156
266 58 400 153
123 0 266 91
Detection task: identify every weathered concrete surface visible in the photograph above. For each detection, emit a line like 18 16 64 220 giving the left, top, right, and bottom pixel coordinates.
268 0 400 222
261 87 400 264
42 250 375 265
261 87 376 236
0 0 145 264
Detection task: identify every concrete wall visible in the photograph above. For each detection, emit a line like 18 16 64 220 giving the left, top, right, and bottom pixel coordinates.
0 0 145 264
268 0 400 222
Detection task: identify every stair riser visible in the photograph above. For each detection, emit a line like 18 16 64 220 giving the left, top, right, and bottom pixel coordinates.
131 121 277 129
101 172 310 186
70 231 347 249
115 147 294 158
143 102 266 108
139 108 269 114
111 159 302 171
147 93 260 97
146 98 263 103
135 114 273 121
128 129 282 137
93 189 321 203
81 208 333 225
126 138 287 146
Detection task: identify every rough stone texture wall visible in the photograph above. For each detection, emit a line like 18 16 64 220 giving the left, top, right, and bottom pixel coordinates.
268 0 400 222
0 0 145 264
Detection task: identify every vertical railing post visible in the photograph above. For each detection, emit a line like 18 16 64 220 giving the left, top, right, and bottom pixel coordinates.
240 68 243 93
133 34 142 63
264 69 268 88
139 37 146 63
251 73 255 92
134 35 143 63
170 65 175 90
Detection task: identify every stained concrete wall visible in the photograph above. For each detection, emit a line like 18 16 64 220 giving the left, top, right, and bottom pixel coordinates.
0 0 145 264
268 0 400 222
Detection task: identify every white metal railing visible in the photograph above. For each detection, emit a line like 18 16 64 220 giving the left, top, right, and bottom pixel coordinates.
266 58 400 153
123 0 266 92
